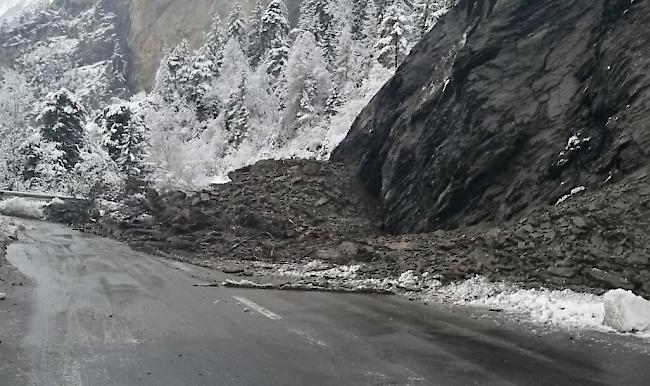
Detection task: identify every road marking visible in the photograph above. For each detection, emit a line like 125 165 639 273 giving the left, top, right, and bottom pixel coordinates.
288 328 327 347
232 296 282 320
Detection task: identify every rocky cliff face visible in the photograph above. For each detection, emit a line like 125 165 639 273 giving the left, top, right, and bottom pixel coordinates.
333 0 650 234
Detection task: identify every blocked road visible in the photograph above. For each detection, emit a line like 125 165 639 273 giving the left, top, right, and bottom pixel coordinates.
1 220 649 385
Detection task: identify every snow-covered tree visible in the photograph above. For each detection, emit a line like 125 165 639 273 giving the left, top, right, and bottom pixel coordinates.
245 64 281 131
110 41 129 95
375 4 413 69
247 0 265 67
284 32 332 140
0 68 34 131
30 88 88 171
154 40 192 101
199 13 226 69
209 38 253 106
260 0 290 83
350 0 369 41
227 3 248 50
96 103 149 178
415 0 454 38
224 78 250 148
154 39 217 114
331 0 376 90
298 0 337 64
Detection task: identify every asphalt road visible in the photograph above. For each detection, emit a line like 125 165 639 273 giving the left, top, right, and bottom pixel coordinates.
1 220 649 385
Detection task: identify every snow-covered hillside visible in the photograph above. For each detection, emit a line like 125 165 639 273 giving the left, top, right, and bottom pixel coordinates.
0 0 52 21
0 0 455 196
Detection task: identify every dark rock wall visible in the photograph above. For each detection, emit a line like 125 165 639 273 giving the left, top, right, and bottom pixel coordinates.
333 0 650 234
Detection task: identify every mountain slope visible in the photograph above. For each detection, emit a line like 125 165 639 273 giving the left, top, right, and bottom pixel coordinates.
0 0 52 20
333 0 650 233
47 0 301 90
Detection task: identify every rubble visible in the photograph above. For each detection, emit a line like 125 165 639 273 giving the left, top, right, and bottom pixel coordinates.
66 160 650 299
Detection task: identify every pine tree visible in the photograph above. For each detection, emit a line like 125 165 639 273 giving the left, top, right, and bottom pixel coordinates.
415 0 453 37
203 37 253 127
260 0 290 82
284 31 332 139
34 88 88 170
110 41 128 94
333 15 354 88
375 4 412 69
224 78 250 148
298 0 337 64
154 40 193 101
227 3 248 50
350 0 369 41
247 0 265 67
200 13 226 69
96 103 149 178
219 38 254 93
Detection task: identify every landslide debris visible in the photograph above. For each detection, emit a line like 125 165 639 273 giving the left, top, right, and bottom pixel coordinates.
64 159 650 299
84 159 382 265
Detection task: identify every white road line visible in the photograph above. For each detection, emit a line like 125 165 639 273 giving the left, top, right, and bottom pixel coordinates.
232 296 283 320
288 328 328 347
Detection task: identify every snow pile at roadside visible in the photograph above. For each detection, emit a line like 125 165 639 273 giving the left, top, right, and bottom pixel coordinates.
424 276 650 336
0 216 20 242
0 218 19 240
273 261 650 336
427 276 606 330
275 262 431 291
603 289 650 333
0 197 48 219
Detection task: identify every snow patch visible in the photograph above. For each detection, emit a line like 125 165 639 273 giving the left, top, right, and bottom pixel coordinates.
556 186 586 206
603 289 650 333
0 197 47 219
427 277 606 330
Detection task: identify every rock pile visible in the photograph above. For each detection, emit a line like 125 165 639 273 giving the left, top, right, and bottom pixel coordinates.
75 160 650 298
87 159 381 265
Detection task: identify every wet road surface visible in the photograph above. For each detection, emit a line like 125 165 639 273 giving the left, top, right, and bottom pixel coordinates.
1 220 649 385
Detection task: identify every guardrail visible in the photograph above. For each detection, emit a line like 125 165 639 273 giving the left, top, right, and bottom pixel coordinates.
0 190 88 203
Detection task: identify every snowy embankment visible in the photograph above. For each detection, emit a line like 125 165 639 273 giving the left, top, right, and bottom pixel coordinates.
0 197 51 219
427 276 650 336
270 261 650 337
1 215 23 301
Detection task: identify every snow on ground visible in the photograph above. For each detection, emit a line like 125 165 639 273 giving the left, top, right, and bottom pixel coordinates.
426 276 606 330
603 289 650 333
0 197 48 219
0 215 21 241
272 261 650 338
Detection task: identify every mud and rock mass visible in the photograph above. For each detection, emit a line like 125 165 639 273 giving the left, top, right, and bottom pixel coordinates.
80 159 381 265
333 0 650 234
63 159 650 298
